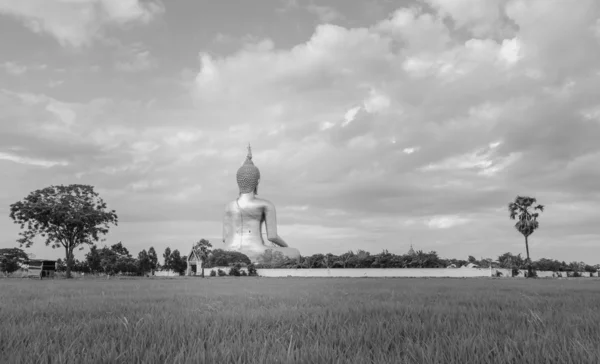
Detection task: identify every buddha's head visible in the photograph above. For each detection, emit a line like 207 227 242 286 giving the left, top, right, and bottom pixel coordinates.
236 144 260 195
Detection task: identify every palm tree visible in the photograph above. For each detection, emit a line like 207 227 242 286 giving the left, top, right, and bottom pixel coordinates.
193 239 213 278
508 196 544 278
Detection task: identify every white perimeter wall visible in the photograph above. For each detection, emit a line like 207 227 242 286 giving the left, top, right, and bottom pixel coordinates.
154 270 180 277
191 267 599 278
254 268 599 278
256 268 493 278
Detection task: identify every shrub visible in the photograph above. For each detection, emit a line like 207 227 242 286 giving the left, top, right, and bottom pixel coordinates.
525 270 538 278
229 264 241 277
495 271 503 277
512 268 520 277
240 270 247 276
247 264 258 276
217 269 226 277
209 270 216 277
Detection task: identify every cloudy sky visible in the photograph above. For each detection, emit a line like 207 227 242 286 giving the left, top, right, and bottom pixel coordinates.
1 0 599 264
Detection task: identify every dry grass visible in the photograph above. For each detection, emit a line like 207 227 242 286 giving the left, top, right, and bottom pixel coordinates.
1 277 599 364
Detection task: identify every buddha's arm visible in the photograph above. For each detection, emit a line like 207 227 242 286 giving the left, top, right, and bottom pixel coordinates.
264 202 288 248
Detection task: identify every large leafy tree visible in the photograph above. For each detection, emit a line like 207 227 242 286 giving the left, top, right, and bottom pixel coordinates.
192 239 213 277
508 196 544 277
9 185 118 278
0 248 29 274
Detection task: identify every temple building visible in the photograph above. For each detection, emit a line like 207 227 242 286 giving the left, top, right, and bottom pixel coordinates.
185 246 203 276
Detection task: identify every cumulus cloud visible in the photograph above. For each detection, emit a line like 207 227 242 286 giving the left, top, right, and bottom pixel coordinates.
0 0 164 47
187 0 600 258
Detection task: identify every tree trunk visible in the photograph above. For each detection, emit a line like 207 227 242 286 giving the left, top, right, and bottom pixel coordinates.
201 267 205 278
65 247 72 279
525 235 533 278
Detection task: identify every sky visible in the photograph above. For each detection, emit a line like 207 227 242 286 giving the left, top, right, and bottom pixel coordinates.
0 0 599 264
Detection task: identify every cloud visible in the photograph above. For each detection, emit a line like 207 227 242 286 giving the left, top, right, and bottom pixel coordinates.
2 0 600 263
306 4 344 23
0 0 164 47
0 152 68 168
428 215 470 229
403 147 419 154
420 142 521 177
0 61 47 75
186 0 600 257
0 62 27 75
114 43 158 72
424 0 516 38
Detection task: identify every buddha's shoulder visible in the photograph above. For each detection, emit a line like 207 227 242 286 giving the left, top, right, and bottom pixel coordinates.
253 197 275 208
224 197 274 210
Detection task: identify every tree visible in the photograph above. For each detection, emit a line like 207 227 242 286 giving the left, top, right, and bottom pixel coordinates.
9 184 118 278
192 239 213 277
204 249 251 268
508 196 544 278
55 258 66 272
137 249 151 275
162 247 172 271
170 250 187 275
148 247 159 273
110 242 130 258
497 252 525 270
0 248 28 274
85 245 102 273
98 246 117 274
532 258 561 272
110 242 136 275
94 243 137 276
339 251 355 268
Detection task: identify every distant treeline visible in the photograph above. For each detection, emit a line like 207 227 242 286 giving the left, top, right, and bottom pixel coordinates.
2 243 598 276
252 250 599 273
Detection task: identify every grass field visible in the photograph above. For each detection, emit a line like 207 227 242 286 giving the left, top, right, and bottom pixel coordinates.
1 277 599 364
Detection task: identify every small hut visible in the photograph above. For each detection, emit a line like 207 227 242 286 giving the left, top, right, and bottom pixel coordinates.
27 260 56 279
186 247 203 276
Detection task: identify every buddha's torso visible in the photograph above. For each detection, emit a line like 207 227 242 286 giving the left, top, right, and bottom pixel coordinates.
223 198 268 250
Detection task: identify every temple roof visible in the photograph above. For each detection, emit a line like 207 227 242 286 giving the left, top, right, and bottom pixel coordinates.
187 247 202 263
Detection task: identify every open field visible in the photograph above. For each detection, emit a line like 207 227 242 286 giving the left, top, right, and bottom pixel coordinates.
1 277 599 364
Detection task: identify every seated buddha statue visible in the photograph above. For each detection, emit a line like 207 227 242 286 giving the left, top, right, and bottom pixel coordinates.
222 145 301 263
